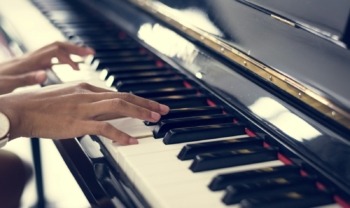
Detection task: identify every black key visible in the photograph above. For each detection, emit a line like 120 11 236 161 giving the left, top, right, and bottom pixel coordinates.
93 45 141 53
91 57 156 70
67 32 120 40
163 123 246 144
87 53 148 66
161 106 223 119
135 87 198 99
84 41 137 49
144 106 222 125
63 31 115 38
240 190 334 208
57 24 114 31
85 40 137 47
178 137 263 160
152 95 209 109
107 71 182 84
95 49 146 57
116 77 188 92
190 146 278 172
209 165 301 191
93 55 153 64
87 42 140 51
105 64 166 73
223 176 317 205
63 28 112 35
79 37 134 45
89 42 141 52
101 67 169 81
153 114 235 138
86 51 148 64
55 21 110 27
72 36 131 45
62 28 117 37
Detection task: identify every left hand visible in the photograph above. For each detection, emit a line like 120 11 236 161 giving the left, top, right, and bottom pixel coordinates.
0 41 94 94
6 41 95 75
0 70 46 94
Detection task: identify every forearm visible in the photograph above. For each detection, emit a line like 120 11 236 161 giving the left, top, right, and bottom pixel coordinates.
0 57 24 75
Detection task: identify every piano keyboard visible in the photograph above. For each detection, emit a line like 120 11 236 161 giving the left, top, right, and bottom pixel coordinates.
24 0 348 207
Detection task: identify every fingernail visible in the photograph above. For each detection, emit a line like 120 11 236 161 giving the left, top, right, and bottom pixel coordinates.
128 138 138 145
160 104 170 114
35 71 47 83
151 111 161 121
85 47 95 54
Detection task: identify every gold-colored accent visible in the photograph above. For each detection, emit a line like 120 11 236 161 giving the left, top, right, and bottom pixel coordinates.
238 149 253 154
286 192 303 199
260 167 274 172
271 14 296 27
127 0 350 130
274 178 289 184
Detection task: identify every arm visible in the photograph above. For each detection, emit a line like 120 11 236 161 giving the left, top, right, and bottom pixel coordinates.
0 82 169 145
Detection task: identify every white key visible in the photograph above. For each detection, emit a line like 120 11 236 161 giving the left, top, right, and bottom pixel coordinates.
127 150 282 208
117 135 249 157
107 117 154 138
52 63 111 89
101 126 284 208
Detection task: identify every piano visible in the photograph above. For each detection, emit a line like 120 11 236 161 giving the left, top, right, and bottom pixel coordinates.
1 0 350 207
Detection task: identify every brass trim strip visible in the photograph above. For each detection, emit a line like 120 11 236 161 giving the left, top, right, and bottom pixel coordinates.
271 14 296 27
128 0 350 130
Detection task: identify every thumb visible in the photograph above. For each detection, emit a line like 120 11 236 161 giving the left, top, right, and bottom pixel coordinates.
9 70 47 89
0 71 46 94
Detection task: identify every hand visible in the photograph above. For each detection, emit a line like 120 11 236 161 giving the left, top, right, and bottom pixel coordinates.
18 41 95 72
0 70 46 94
0 42 94 94
0 83 170 145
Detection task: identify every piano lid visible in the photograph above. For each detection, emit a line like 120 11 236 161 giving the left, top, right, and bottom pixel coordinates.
128 0 350 133
239 0 350 46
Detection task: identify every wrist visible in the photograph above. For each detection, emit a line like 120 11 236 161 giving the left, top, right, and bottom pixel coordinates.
0 111 10 147
0 57 25 75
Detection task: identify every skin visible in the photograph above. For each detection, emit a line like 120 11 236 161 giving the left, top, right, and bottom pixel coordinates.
0 41 170 207
0 82 169 145
0 41 170 144
0 41 95 94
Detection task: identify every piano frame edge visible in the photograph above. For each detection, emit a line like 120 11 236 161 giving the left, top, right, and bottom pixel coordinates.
53 137 151 208
53 139 115 207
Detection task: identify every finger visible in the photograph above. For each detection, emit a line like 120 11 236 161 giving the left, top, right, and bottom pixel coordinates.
33 71 47 83
114 93 170 115
77 82 114 93
31 82 112 98
11 71 47 88
55 53 80 70
86 99 161 122
59 41 95 56
72 90 170 115
82 121 138 145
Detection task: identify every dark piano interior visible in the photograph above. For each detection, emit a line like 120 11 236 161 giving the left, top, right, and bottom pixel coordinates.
1 0 350 207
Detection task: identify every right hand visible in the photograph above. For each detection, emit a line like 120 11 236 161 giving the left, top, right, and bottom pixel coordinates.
0 82 170 145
